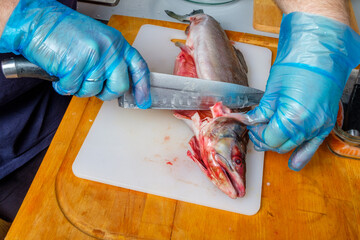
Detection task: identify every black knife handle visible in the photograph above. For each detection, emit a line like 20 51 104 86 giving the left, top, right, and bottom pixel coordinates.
1 56 58 81
343 77 360 132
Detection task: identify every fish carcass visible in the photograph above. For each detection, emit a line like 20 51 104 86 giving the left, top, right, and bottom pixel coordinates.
166 10 250 198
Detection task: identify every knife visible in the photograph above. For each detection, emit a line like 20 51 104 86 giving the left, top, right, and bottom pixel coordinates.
343 70 360 134
1 56 264 110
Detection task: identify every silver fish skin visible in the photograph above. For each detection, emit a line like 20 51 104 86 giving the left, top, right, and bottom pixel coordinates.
165 10 248 85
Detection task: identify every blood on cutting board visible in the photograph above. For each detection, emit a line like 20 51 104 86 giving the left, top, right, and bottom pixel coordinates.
163 136 170 142
166 157 178 166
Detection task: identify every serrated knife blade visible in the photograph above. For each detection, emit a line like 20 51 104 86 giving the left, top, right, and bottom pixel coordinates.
119 72 264 110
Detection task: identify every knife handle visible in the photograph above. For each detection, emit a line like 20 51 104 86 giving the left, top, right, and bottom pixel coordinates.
343 82 360 132
1 56 58 81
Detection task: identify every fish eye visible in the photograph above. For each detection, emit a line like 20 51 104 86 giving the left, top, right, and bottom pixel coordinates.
234 157 242 165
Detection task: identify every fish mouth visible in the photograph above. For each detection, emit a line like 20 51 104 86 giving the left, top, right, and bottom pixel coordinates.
214 153 246 198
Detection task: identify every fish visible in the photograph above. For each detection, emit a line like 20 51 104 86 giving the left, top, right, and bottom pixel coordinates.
166 10 249 198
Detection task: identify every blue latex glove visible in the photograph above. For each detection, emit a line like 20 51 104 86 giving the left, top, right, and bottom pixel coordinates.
0 0 151 107
231 12 360 171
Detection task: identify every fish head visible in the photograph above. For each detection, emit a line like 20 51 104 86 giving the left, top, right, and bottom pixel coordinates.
203 117 248 198
178 103 249 199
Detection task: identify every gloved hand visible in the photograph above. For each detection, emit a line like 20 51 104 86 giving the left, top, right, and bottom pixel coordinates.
0 0 151 108
230 12 360 171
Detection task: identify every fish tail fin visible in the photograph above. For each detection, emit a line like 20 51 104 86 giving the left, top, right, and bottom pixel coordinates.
165 9 204 23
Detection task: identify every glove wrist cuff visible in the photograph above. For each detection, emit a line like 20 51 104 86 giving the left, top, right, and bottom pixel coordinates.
275 12 360 90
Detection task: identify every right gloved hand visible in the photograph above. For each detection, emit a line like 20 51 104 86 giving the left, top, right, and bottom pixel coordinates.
228 12 360 171
0 0 151 108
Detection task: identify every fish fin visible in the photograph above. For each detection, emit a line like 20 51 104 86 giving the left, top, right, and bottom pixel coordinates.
165 9 204 23
173 111 193 120
175 42 192 54
173 110 204 120
173 111 213 122
233 46 248 74
174 42 198 78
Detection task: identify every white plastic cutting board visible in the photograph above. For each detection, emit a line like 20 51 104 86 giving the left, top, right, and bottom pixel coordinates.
73 25 272 215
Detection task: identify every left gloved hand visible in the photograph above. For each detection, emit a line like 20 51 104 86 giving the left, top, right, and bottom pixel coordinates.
0 0 151 107
229 12 360 171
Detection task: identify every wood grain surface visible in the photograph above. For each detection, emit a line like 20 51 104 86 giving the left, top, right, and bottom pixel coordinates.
253 0 359 34
5 15 360 240
0 219 11 239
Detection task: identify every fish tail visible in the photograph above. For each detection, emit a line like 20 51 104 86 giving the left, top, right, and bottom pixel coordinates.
165 9 204 23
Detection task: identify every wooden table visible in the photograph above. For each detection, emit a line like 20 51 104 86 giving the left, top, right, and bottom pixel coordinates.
5 6 360 240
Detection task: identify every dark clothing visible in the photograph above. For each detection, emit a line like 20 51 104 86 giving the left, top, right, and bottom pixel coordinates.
0 68 71 179
0 0 76 179
0 148 47 222
0 0 76 221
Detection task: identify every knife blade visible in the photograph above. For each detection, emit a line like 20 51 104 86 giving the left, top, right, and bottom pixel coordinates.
1 56 264 110
119 72 263 110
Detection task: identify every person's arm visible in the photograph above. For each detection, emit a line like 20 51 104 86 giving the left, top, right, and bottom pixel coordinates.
0 0 151 107
274 0 350 25
231 0 360 171
0 0 19 37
